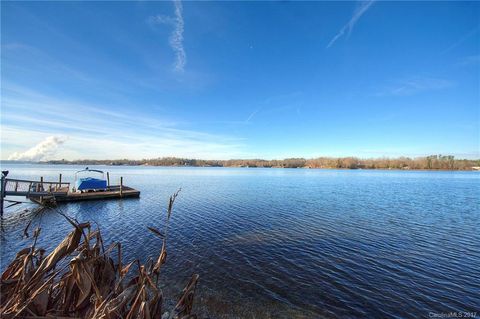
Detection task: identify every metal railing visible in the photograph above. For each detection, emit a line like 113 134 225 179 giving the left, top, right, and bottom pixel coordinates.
2 178 70 196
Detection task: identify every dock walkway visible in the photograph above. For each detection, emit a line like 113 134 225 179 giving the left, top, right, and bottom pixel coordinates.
1 172 140 215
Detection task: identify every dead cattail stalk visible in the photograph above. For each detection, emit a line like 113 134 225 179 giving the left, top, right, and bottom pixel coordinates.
1 191 199 319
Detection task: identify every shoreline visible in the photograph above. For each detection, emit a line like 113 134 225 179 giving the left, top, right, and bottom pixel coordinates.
2 161 479 172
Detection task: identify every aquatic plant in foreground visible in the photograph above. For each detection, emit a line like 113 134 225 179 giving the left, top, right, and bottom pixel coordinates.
0 190 199 318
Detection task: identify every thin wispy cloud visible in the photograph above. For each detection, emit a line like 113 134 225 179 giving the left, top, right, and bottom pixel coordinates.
457 55 480 67
327 0 375 48
149 0 186 73
239 92 304 125
377 76 454 96
245 109 260 124
2 42 32 50
171 0 186 72
442 25 479 54
1 85 246 160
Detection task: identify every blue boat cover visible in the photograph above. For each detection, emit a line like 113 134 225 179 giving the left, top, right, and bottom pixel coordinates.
75 177 107 190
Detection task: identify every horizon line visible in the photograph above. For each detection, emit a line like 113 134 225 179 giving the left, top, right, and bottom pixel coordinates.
2 154 479 163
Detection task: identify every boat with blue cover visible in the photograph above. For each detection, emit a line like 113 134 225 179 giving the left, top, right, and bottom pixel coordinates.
1 169 140 211
74 168 107 192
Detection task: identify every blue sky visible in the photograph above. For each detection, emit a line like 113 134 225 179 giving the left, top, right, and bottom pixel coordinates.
1 1 479 160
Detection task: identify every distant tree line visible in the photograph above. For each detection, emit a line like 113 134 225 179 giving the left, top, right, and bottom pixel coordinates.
45 155 480 170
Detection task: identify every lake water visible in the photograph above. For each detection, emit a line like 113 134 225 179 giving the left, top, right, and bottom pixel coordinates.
1 163 479 318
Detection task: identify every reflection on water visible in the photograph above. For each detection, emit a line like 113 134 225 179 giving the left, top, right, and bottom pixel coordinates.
1 163 479 318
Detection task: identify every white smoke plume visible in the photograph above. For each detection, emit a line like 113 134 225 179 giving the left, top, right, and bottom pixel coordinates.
8 136 67 161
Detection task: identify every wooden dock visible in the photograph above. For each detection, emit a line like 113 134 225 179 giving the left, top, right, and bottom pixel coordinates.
1 171 140 215
30 185 140 205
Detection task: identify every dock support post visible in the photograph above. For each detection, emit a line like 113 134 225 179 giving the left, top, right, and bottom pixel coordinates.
120 177 123 197
40 176 44 203
40 176 43 189
0 172 6 217
59 174 62 190
107 172 110 188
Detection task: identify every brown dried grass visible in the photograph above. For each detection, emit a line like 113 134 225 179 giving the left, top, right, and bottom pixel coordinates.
1 190 198 319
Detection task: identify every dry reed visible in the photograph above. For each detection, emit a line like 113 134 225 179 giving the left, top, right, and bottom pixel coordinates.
0 189 199 319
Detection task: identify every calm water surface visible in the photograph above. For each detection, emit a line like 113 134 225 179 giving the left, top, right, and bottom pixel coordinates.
1 164 479 318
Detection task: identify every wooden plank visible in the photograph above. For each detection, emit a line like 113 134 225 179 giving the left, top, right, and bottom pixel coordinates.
8 190 68 196
53 188 140 202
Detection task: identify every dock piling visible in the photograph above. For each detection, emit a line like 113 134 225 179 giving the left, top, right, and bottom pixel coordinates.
59 174 62 191
120 177 123 197
0 171 6 217
107 172 110 188
40 177 44 203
